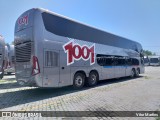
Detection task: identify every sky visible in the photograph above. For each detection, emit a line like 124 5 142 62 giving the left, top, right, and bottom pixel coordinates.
0 0 160 54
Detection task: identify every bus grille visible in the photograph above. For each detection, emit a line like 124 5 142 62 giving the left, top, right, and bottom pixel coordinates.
15 42 31 62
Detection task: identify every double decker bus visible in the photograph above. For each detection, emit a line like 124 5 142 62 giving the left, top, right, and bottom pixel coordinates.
14 8 144 88
0 35 5 79
4 44 15 75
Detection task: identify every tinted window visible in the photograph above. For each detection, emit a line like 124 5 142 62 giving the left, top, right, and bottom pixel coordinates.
42 12 142 53
132 58 139 65
97 54 115 66
105 58 114 66
126 58 139 65
97 57 114 66
126 58 132 65
150 58 159 63
115 57 126 66
97 54 127 66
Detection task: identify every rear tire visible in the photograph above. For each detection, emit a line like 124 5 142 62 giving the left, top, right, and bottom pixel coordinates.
136 68 140 77
130 69 136 78
87 71 98 87
73 73 85 89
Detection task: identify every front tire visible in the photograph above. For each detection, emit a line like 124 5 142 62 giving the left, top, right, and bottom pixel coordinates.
73 73 85 89
87 71 98 87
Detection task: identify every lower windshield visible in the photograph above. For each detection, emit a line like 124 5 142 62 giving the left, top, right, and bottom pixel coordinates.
144 58 149 63
150 58 159 63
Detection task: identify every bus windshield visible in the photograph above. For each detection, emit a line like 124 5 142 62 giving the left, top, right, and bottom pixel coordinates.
150 58 158 63
144 58 149 63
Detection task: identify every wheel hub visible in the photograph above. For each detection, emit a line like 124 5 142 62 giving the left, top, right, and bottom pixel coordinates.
75 76 83 86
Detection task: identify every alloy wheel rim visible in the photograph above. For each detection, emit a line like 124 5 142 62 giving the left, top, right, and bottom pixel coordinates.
91 74 96 83
75 76 83 86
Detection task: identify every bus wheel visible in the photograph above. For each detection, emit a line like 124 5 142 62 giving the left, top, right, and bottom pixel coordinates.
87 71 98 87
136 68 140 77
73 73 85 89
130 69 135 78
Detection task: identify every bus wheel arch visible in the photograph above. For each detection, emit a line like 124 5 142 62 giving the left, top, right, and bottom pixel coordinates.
87 70 99 87
73 71 86 89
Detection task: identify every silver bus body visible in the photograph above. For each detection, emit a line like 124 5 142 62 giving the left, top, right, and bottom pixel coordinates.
149 56 160 66
14 8 145 87
0 35 5 78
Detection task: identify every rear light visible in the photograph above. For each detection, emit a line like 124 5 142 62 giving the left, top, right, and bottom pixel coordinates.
32 56 40 76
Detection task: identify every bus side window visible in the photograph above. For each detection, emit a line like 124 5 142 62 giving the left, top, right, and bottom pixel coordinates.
97 54 117 66
45 51 58 67
105 58 108 66
127 58 132 66
132 58 139 65
118 58 125 66
115 57 125 66
97 58 100 65
113 58 118 66
97 57 104 66
106 57 114 66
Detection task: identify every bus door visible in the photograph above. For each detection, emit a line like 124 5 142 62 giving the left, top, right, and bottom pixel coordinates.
59 51 71 87
43 50 60 87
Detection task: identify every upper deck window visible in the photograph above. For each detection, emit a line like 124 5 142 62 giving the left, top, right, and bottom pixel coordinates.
41 12 142 53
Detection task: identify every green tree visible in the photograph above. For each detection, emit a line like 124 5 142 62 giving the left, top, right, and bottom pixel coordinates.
143 50 155 56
